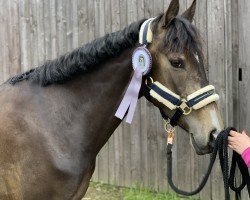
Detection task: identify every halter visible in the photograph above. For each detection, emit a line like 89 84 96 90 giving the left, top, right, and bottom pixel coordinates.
139 18 219 127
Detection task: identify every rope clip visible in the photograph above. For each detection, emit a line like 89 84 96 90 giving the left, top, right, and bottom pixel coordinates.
164 120 175 144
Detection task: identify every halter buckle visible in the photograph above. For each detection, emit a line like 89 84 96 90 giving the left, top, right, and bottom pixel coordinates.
145 77 154 86
177 100 192 115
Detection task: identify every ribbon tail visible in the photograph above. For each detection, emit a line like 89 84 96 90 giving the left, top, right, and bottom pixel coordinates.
115 91 132 120
115 70 142 123
125 73 142 123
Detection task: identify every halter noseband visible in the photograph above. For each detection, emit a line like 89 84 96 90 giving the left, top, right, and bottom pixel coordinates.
139 19 219 127
144 78 219 126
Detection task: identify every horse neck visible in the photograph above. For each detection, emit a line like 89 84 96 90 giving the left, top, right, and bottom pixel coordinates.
65 48 134 155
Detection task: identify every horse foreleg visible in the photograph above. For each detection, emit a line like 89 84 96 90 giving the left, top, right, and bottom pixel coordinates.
72 163 95 200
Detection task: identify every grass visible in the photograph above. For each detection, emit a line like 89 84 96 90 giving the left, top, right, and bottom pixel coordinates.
83 182 196 200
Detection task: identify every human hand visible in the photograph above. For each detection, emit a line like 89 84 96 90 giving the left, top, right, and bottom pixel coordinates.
228 130 250 155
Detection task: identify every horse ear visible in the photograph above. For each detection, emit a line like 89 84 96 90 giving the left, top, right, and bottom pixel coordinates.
162 0 179 28
181 0 196 22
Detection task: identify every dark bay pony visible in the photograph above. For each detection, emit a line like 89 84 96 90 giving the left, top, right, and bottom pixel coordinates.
0 0 223 199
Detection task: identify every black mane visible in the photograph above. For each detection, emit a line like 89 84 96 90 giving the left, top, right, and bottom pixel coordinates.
153 15 204 64
167 16 203 60
9 19 145 86
9 15 204 86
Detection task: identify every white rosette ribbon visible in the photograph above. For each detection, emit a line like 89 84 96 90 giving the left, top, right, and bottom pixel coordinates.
115 46 152 123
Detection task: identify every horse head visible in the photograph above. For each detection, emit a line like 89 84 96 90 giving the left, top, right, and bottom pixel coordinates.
145 0 224 155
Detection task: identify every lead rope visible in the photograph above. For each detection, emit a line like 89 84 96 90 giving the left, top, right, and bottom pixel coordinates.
166 127 250 200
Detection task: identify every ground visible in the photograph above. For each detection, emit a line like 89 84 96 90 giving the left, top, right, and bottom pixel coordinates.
83 182 195 200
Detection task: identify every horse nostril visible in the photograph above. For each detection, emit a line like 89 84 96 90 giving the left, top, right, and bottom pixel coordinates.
211 129 218 140
209 129 217 149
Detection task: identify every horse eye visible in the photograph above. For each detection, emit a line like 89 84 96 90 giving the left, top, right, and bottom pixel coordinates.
170 59 184 69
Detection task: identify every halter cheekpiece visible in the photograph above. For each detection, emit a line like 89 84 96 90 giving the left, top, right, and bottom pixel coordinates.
115 18 219 126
